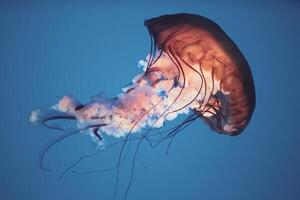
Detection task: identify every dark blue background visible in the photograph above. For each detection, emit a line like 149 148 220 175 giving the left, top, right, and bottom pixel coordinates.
1 1 299 200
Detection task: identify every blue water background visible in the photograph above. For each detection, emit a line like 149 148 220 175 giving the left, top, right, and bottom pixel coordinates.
1 1 300 200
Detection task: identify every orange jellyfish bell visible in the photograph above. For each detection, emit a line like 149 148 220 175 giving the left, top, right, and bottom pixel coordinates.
145 13 256 135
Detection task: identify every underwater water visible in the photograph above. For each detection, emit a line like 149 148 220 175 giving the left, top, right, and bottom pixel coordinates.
1 1 300 200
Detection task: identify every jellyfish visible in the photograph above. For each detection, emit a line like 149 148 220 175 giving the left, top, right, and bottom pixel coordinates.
29 13 255 199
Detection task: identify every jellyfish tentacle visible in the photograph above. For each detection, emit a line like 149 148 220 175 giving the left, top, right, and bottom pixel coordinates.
64 130 168 177
200 67 216 115
126 32 155 93
163 54 204 118
70 136 132 176
165 114 198 155
92 127 102 141
152 113 198 148
39 129 81 171
61 134 138 177
123 113 199 200
42 115 76 131
39 124 106 172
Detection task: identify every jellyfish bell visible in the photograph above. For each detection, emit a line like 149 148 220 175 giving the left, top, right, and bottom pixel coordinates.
144 13 255 135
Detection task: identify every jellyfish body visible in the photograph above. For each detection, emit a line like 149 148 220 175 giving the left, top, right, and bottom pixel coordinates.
30 13 255 142
29 13 256 200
